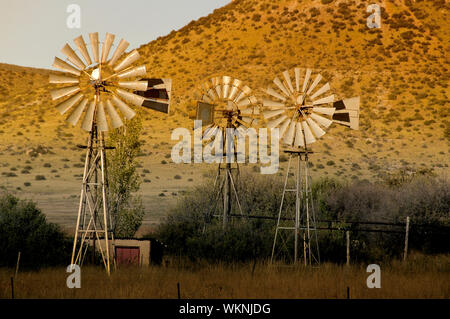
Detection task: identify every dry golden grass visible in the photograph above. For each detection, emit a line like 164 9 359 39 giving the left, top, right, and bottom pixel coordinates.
1 253 448 299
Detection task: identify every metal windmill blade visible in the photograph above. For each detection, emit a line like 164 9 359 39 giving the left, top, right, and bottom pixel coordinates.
261 67 342 148
49 32 154 132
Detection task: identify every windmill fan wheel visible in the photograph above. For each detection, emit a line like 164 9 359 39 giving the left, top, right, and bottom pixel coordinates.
49 32 150 132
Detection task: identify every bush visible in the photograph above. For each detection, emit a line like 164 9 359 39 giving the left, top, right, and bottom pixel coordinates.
252 14 261 22
320 175 449 257
154 171 449 263
0 193 71 269
154 172 281 262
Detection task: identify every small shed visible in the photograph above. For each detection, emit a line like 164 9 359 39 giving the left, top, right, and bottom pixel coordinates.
114 239 150 266
94 238 165 267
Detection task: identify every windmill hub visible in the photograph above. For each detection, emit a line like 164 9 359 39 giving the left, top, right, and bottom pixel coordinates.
214 100 240 127
284 99 310 121
89 67 111 91
91 68 101 81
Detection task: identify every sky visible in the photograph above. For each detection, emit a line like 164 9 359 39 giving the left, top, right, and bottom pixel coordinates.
0 0 229 69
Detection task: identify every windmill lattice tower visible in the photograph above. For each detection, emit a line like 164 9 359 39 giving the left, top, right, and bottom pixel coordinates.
190 76 259 228
261 67 360 265
49 32 171 274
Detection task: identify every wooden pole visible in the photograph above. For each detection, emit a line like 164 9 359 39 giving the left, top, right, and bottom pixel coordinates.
346 231 350 266
346 286 350 299
177 282 181 299
303 233 307 266
403 216 410 261
10 277 14 299
251 259 257 277
14 252 21 278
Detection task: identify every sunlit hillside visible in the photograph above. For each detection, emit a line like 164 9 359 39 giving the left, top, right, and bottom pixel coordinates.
0 0 448 229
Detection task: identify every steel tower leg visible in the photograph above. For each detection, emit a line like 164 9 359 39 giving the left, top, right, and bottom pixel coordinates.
204 116 244 230
271 150 320 265
71 124 113 275
223 162 231 228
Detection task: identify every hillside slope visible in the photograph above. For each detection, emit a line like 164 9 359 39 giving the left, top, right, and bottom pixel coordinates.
0 0 448 227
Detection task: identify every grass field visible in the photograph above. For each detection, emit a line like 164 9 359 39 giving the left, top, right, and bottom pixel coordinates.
1 253 448 299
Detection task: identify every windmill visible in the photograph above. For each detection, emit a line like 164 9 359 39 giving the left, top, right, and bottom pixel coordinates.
49 32 170 274
190 76 259 228
261 67 360 265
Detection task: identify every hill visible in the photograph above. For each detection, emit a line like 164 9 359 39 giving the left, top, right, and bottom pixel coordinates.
0 0 448 228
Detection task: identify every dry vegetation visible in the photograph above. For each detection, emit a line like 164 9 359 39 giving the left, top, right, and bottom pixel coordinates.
0 253 448 299
0 0 448 226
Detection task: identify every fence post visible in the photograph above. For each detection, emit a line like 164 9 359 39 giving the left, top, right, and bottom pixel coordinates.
403 216 410 261
15 252 21 278
177 282 181 299
11 277 14 299
346 231 350 266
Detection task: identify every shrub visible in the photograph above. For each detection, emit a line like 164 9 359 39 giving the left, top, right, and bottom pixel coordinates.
153 172 282 262
3 172 17 177
320 175 449 255
252 14 261 22
35 175 46 180
400 31 415 40
0 193 71 269
309 7 320 17
154 171 449 263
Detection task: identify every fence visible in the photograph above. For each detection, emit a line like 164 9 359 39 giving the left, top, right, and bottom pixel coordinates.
228 214 449 262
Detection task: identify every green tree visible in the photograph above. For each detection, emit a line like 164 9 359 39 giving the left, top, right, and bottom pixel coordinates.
107 116 145 238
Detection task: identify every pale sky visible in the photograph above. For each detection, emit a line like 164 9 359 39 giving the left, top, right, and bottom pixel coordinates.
0 0 229 69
